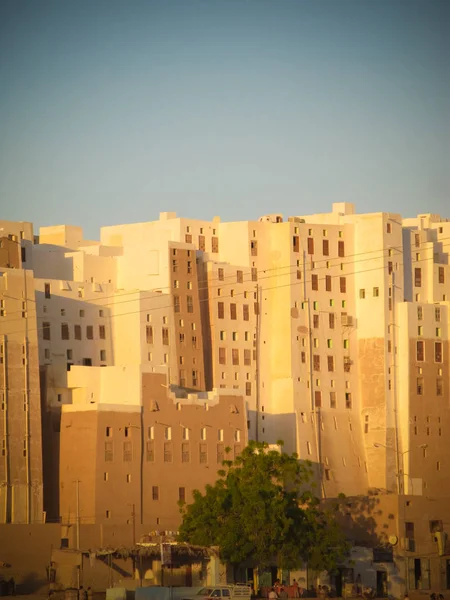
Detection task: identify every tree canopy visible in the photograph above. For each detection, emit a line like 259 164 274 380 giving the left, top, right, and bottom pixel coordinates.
178 441 349 571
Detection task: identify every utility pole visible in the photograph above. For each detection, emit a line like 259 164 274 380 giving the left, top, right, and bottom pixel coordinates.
75 480 80 550
75 479 81 590
131 503 136 546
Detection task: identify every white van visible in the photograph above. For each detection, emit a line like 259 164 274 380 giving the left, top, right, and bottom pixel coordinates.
182 584 252 600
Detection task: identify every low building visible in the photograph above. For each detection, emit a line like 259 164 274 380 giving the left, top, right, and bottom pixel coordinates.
59 368 247 529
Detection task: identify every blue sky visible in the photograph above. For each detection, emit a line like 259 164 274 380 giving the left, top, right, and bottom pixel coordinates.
0 0 449 239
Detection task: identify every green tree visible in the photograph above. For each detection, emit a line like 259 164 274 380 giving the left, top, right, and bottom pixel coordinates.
178 441 349 572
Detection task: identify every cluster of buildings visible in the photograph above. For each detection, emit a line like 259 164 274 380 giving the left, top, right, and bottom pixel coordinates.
0 202 449 595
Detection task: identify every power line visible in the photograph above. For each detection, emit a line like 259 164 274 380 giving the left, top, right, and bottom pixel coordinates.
1 245 448 339
2 237 448 325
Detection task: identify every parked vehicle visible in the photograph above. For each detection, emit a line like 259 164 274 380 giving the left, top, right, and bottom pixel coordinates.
182 584 252 600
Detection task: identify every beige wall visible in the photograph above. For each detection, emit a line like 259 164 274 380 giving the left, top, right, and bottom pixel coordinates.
59 371 247 528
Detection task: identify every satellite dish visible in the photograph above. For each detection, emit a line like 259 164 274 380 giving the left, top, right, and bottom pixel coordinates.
389 535 398 546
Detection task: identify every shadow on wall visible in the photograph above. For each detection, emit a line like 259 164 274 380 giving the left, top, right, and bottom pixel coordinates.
248 410 297 454
16 572 48 594
0 524 61 594
36 289 115 522
331 493 396 547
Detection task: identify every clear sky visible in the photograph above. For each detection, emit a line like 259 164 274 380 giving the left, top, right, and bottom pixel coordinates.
0 0 449 239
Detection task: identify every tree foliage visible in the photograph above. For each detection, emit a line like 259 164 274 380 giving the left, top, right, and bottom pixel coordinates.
178 441 349 571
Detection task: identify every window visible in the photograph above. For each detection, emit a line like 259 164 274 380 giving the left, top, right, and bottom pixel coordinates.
243 304 249 321
340 277 346 293
211 237 219 253
435 307 441 322
329 392 336 409
314 391 322 407
44 283 51 299
198 235 206 250
414 268 422 287
438 267 445 284
373 287 379 297
218 302 224 319
359 289 365 299
105 442 113 462
174 296 180 313
217 443 224 463
231 348 239 366
323 239 329 256
181 442 190 463
313 355 320 371
199 443 208 464
338 241 345 257
187 296 193 313
164 441 172 462
74 325 81 340
435 342 443 363
329 313 335 329
250 240 258 256
179 487 186 502
99 325 106 340
245 382 252 396
162 328 169 345
387 222 392 233
86 326 93 340
307 237 314 254
327 356 334 372
251 267 257 281
123 441 132 461
152 486 159 501
61 323 69 340
230 303 237 320
388 261 393 275
219 347 226 365
416 341 424 362
430 520 443 533
364 415 369 433
417 377 423 395
244 350 252 367
311 274 318 291
313 314 319 328
146 326 153 344
306 441 312 455
325 275 332 292
436 379 443 396
43 322 51 341
345 393 352 409
237 270 243 283
417 306 423 320
293 236 300 252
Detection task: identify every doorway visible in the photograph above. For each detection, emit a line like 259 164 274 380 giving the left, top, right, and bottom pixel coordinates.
376 571 387 597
